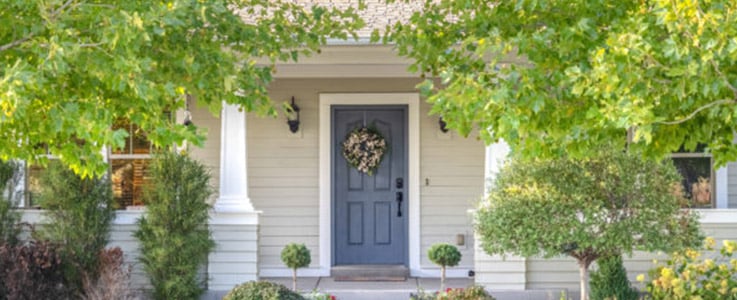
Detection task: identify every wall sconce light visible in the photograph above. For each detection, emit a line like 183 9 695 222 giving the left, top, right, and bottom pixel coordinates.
183 94 193 126
286 96 300 133
438 117 449 133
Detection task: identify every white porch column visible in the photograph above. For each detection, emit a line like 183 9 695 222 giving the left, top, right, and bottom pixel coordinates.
215 102 254 212
208 102 260 292
475 139 527 290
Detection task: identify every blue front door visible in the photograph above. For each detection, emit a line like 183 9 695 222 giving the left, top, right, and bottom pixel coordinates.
333 106 407 265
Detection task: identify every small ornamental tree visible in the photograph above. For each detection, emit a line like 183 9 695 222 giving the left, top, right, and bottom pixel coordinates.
475 148 702 300
38 161 116 293
427 243 461 292
280 243 311 291
134 152 214 300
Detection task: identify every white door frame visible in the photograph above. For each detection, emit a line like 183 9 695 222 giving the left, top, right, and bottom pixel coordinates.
319 93 421 276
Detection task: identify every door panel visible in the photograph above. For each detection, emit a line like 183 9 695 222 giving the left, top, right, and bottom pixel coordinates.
333 107 407 265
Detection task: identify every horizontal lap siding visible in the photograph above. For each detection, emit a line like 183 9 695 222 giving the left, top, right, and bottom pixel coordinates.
728 163 737 208
192 78 486 274
252 78 431 272
419 101 485 273
189 103 221 203
108 224 149 290
524 222 737 291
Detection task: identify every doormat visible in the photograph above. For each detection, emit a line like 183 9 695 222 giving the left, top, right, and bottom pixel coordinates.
333 275 407 282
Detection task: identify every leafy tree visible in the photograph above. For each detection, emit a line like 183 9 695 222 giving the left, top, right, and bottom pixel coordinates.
383 0 737 166
280 243 311 291
0 0 364 177
475 149 702 300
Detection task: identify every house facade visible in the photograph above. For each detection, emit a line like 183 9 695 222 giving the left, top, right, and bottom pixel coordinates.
10 2 737 295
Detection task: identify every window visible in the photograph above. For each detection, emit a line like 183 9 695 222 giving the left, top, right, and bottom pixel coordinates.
110 119 153 208
23 119 156 209
672 146 713 208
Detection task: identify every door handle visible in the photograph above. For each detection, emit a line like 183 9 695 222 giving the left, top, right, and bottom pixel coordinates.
396 192 403 217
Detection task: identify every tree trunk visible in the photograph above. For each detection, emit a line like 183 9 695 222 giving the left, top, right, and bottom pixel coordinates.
579 262 589 300
440 265 446 292
292 268 297 291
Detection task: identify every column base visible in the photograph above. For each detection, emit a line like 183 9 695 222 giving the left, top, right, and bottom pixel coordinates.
214 195 255 213
208 211 260 291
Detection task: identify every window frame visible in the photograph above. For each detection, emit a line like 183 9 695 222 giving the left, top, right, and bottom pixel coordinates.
671 151 715 209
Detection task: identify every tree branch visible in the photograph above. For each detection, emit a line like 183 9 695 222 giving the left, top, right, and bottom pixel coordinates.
0 35 33 52
711 60 737 98
0 0 76 53
656 99 735 125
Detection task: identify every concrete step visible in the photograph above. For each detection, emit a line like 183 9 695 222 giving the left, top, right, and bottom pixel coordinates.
331 265 409 281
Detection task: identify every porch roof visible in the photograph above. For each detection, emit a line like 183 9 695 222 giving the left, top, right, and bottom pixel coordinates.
236 0 424 42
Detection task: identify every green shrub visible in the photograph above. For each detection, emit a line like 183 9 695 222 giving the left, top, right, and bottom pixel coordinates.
411 285 495 300
427 243 461 291
589 254 639 300
38 161 115 292
0 160 20 246
0 239 73 300
223 281 305 300
281 243 311 291
644 237 737 299
134 152 214 300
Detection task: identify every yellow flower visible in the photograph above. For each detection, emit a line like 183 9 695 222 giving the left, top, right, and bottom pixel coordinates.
636 274 645 282
686 249 700 259
661 267 675 279
705 259 715 269
705 237 716 249
723 240 736 254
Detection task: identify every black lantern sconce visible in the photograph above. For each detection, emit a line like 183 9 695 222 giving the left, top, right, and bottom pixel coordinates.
183 94 193 126
286 96 300 133
438 117 449 133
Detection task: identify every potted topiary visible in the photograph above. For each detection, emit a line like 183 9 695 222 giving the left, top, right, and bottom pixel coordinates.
427 243 461 292
281 243 311 291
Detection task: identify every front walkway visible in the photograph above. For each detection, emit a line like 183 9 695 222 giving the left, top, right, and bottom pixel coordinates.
265 277 472 300
260 277 568 300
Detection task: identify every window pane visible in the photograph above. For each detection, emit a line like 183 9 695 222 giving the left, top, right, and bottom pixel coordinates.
672 157 712 208
26 164 44 208
111 159 150 208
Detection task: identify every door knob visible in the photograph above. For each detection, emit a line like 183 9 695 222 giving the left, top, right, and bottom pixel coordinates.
396 192 403 217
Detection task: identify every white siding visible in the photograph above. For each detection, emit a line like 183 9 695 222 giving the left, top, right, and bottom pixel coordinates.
419 100 485 274
230 78 486 275
189 101 222 203
523 222 737 291
108 224 149 290
728 162 737 208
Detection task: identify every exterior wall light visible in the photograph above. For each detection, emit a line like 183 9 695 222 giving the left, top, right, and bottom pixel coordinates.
183 94 193 126
286 96 300 133
438 117 449 133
